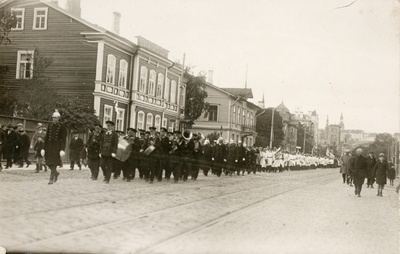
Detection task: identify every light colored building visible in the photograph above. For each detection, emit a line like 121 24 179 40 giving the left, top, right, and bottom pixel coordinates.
190 84 259 146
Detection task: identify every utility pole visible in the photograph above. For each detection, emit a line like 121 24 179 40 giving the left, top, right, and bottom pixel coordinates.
270 107 275 148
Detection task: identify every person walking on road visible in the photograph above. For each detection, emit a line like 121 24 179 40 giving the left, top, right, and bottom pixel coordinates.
366 152 377 188
350 148 367 197
69 132 84 171
30 123 47 171
86 125 102 180
99 121 118 184
340 150 351 184
43 110 67 185
374 153 390 197
17 128 31 168
34 136 45 173
387 160 396 186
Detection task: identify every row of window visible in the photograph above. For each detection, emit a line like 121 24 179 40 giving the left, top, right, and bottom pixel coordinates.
12 7 48 30
137 111 174 132
232 106 254 126
139 66 178 103
103 105 125 131
105 55 128 88
230 134 253 146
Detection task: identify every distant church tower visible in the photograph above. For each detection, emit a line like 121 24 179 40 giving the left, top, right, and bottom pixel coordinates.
339 112 344 130
258 92 265 109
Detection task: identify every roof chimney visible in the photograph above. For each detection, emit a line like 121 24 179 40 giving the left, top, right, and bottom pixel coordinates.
207 70 213 84
50 0 59 6
65 0 81 18
112 12 121 35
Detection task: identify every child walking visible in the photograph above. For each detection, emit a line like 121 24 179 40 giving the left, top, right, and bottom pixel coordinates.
34 136 45 173
388 160 396 186
374 153 389 197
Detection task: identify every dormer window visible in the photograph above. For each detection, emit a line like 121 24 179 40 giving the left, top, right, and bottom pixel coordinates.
33 7 48 30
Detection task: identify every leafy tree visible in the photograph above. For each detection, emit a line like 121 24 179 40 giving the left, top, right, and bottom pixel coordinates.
183 71 209 126
0 9 17 45
206 131 221 143
55 96 100 133
255 108 284 148
369 133 395 158
296 123 315 153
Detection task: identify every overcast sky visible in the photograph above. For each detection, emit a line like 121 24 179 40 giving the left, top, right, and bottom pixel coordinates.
59 0 399 133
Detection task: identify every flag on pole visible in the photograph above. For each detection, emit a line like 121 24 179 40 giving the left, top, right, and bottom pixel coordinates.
114 101 119 114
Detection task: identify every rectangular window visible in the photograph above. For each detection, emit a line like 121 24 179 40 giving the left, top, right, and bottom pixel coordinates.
118 60 128 88
170 81 177 103
139 66 147 93
243 110 246 126
156 73 163 97
12 8 25 30
146 114 153 131
33 7 48 30
116 108 125 131
137 112 145 130
16 50 34 79
163 78 170 101
103 105 113 126
106 55 116 84
169 122 175 133
237 108 241 125
148 70 156 95
208 105 218 122
162 118 167 128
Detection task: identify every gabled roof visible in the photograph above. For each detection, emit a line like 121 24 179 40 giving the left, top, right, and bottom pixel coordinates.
276 102 290 113
220 88 253 99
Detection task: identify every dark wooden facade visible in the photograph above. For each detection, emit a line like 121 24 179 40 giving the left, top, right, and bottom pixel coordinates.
0 0 185 133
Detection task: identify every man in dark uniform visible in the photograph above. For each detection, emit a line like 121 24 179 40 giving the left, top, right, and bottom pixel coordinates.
123 128 139 182
226 139 237 176
191 133 202 180
43 110 67 184
350 148 367 197
147 127 159 183
137 129 146 179
157 127 171 181
99 120 118 184
212 137 226 177
18 128 31 168
176 130 194 182
201 139 212 176
235 140 246 176
69 132 84 170
86 124 102 180
366 152 377 188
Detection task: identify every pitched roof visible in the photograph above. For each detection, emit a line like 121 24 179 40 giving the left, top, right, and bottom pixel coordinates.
220 88 253 99
276 102 290 113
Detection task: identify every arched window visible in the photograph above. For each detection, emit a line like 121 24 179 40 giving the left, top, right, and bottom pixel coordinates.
139 66 147 93
118 60 128 88
154 115 161 131
146 113 153 131
137 111 145 130
164 78 170 101
170 80 177 103
148 70 156 95
106 55 116 84
156 73 164 98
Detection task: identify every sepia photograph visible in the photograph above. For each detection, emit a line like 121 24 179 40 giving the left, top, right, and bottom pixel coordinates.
0 0 399 253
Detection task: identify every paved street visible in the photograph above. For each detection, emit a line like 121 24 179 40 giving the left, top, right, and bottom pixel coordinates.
0 165 398 254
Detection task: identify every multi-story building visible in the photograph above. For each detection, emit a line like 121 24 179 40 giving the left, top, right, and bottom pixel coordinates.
189 82 259 147
0 0 184 132
275 102 299 152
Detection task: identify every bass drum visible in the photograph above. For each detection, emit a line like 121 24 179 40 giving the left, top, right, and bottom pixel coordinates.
115 136 132 162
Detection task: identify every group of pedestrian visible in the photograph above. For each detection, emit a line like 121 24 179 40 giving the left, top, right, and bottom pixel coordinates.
340 148 396 197
0 123 34 170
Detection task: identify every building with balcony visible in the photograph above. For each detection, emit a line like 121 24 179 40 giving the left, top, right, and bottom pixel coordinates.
0 0 184 132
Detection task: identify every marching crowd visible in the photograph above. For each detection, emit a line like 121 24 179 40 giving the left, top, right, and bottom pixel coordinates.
0 110 342 185
339 148 396 197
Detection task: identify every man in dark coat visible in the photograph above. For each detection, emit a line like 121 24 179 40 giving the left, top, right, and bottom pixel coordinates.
176 130 194 182
99 120 118 184
191 133 202 180
69 132 84 170
4 124 19 169
0 125 6 170
123 128 139 182
18 128 31 168
201 139 212 176
212 137 226 177
86 125 102 180
157 127 171 181
235 140 246 176
350 148 367 197
366 152 377 188
44 110 67 184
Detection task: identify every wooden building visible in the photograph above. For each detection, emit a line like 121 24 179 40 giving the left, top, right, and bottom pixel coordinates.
0 0 184 132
